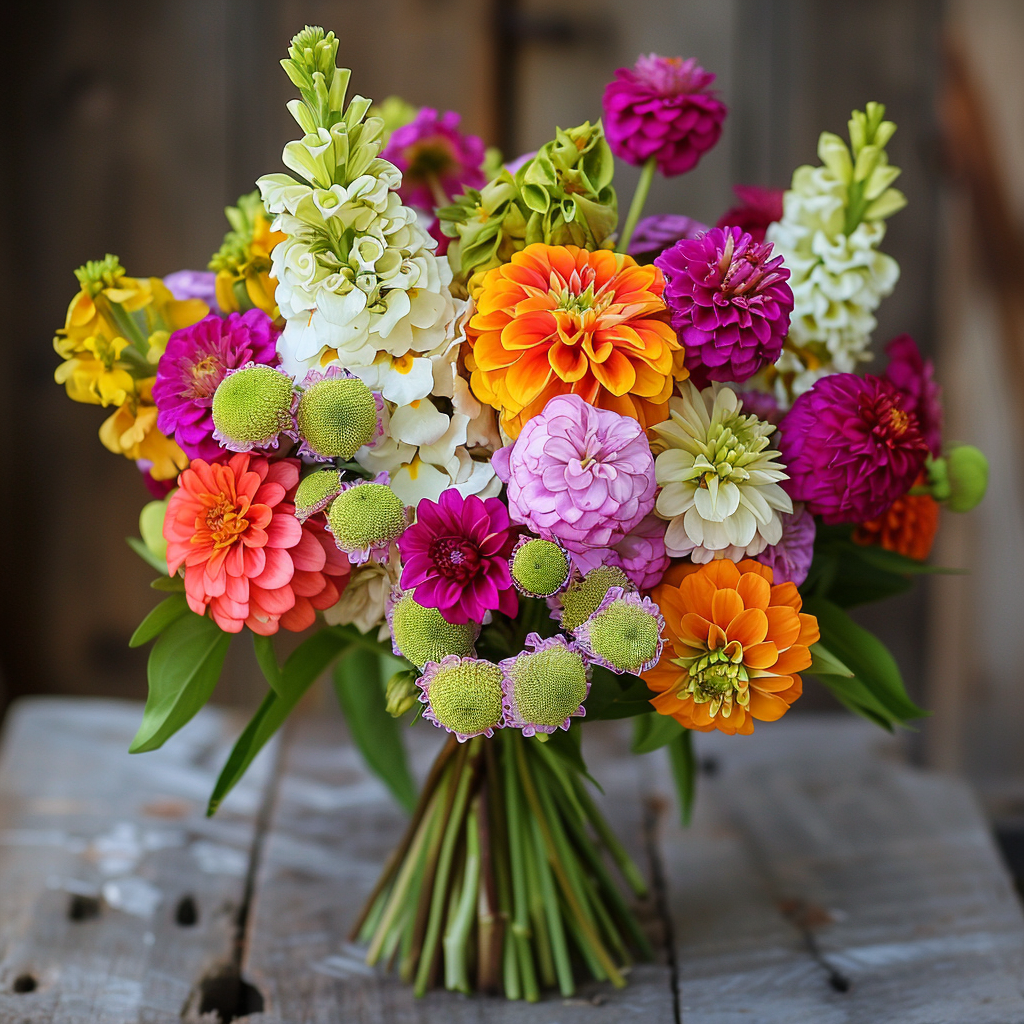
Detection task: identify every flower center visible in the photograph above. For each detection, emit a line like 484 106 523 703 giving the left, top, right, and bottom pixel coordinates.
430 536 481 579
678 640 749 719
696 415 770 486
550 267 613 319
404 137 458 181
716 233 785 299
202 496 249 550
634 54 705 95
185 355 224 401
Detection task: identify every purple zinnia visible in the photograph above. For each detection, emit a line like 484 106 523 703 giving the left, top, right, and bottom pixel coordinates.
602 54 727 177
163 269 219 310
883 334 943 456
755 504 816 586
656 225 793 387
153 310 279 461
398 488 518 625
778 373 930 524
383 108 486 212
491 394 657 571
715 185 784 244
627 213 709 263
604 514 671 591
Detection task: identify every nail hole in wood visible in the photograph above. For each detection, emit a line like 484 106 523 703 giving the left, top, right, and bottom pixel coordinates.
12 974 36 994
68 894 101 921
700 755 720 777
829 972 851 993
189 964 264 1022
175 895 198 927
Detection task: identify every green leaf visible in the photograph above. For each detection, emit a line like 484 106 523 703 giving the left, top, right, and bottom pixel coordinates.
543 724 598 787
667 730 696 826
252 634 284 695
815 673 900 731
631 712 685 754
332 648 417 812
585 666 655 721
803 596 926 726
127 536 168 574
808 641 854 678
151 575 185 592
129 594 189 648
130 613 232 753
207 628 353 815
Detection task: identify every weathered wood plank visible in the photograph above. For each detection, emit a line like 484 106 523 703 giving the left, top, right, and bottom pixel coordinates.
241 714 676 1022
0 697 276 1024
660 716 1024 1023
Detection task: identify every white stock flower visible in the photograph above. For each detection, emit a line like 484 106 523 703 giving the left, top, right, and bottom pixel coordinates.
323 545 400 638
652 383 791 564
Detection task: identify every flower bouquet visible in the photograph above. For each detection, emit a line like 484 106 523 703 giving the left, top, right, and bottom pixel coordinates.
55 27 988 1001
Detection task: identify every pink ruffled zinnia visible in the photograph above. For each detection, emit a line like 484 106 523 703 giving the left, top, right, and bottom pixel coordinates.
715 185 784 243
492 394 657 573
154 310 280 461
602 54 727 177
398 489 518 625
778 374 930 524
883 334 943 456
656 225 793 387
164 454 350 635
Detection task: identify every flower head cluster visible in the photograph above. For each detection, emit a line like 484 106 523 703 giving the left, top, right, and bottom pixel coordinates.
645 559 818 735
883 334 942 456
653 384 792 562
465 245 684 436
494 394 657 571
780 372 928 523
766 103 906 396
603 55 727 177
656 226 793 386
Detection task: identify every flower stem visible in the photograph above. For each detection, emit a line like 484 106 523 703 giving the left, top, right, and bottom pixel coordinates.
443 804 480 993
618 155 657 255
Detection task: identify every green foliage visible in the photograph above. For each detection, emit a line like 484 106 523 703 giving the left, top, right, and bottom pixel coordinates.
150 575 185 592
802 596 926 731
130 612 232 753
667 730 696 827
631 712 685 754
129 594 189 648
127 536 168 574
583 666 655 721
332 648 417 812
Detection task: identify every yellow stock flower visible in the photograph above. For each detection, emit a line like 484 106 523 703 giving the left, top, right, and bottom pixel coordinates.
54 334 136 406
98 381 188 481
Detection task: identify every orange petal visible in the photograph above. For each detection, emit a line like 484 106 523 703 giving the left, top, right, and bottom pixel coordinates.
708 622 728 649
702 560 742 591
769 581 802 610
737 558 773 583
765 606 801 648
796 613 820 647
748 688 792 722
680 572 717 621
728 607 769 647
711 588 744 629
743 640 779 670
589 348 637 396
736 571 771 611
680 612 713 646
772 646 812 675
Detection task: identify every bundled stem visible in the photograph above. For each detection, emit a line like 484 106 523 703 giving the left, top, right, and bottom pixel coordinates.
356 728 651 998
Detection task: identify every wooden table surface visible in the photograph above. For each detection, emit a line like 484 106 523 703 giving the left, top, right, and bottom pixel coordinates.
0 697 1021 1024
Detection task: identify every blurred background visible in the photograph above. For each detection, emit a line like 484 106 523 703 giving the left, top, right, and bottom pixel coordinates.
1 0 1021 836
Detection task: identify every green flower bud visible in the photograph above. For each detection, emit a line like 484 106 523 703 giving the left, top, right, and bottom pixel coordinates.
325 481 407 558
74 254 126 296
945 445 989 513
385 670 420 718
558 565 633 632
294 469 343 522
388 591 478 669
503 639 588 734
422 658 504 740
295 376 378 459
139 496 171 566
211 365 295 451
510 538 571 598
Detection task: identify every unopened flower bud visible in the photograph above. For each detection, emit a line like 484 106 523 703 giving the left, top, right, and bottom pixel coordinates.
501 635 589 736
945 445 989 513
385 670 420 718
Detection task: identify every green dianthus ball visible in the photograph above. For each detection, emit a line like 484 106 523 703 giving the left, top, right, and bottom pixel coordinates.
425 660 504 738
390 592 477 669
508 644 588 729
559 565 632 632
212 365 295 448
295 377 378 459
511 538 570 597
325 482 407 554
294 469 343 522
586 600 661 673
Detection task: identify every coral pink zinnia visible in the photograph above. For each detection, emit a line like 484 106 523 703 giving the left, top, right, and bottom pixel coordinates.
164 453 350 634
398 489 518 625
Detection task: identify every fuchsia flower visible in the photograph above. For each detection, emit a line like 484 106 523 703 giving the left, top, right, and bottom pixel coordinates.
383 108 486 211
656 226 793 387
779 373 930 524
715 185 784 243
755 504 816 586
492 394 657 573
627 214 708 262
398 489 518 625
883 334 943 456
154 310 280 461
603 54 727 177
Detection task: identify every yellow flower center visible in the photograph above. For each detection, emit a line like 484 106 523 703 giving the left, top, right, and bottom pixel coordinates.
678 640 749 719
201 497 249 550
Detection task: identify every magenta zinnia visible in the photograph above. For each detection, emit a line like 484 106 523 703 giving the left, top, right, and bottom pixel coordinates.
602 54 727 177
883 334 943 456
779 373 930 523
153 309 279 461
398 488 518 625
656 226 793 387
715 185 784 243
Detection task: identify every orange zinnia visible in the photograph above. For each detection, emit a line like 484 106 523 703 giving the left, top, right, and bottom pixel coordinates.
854 476 939 561
464 243 686 438
644 559 819 735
